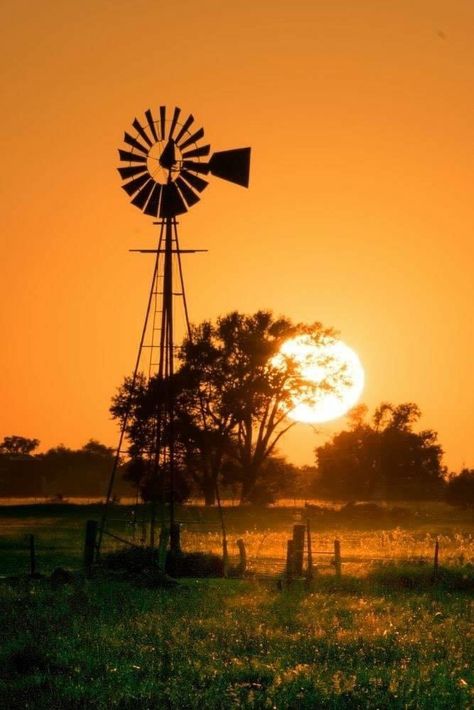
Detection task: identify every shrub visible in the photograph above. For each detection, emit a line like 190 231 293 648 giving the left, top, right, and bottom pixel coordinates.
446 469 474 508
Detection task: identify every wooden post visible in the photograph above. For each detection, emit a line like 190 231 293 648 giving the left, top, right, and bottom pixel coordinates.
28 534 36 576
157 526 169 573
293 524 306 577
286 539 295 584
83 520 98 576
170 522 181 554
433 538 439 581
306 520 313 582
222 538 229 578
236 539 247 575
334 539 342 579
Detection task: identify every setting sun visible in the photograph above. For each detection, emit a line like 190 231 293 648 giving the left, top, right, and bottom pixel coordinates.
278 335 365 424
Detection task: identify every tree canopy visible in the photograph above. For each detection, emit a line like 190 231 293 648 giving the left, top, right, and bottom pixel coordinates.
314 402 445 500
446 468 474 508
111 310 342 504
0 438 129 498
0 435 39 456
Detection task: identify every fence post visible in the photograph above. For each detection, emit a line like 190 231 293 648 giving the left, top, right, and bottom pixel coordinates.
236 539 247 576
433 538 439 581
157 526 169 573
334 539 342 579
170 522 181 554
83 520 98 576
306 520 313 583
222 538 229 578
286 539 295 585
293 524 306 577
28 534 36 576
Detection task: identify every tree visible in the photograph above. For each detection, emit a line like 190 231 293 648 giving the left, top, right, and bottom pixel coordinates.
0 436 41 496
111 310 342 504
314 402 445 500
446 469 474 508
38 441 126 497
180 311 342 502
222 454 298 505
110 373 194 503
0 435 39 456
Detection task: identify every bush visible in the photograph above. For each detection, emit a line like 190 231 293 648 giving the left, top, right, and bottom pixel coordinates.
102 546 224 578
446 469 474 508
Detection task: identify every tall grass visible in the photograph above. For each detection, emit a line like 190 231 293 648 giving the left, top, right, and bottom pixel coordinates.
0 503 473 706
0 576 472 708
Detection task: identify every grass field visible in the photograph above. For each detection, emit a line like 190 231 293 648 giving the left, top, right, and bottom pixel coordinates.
0 502 473 708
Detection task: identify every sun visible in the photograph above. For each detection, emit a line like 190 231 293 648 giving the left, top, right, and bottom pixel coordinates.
277 334 365 424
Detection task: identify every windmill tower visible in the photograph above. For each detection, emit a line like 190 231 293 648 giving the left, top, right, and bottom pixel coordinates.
97 105 251 555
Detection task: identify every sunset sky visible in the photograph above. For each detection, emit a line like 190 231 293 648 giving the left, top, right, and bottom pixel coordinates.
1 0 473 471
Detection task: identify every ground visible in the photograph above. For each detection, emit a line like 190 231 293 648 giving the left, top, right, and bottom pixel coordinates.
0 502 473 708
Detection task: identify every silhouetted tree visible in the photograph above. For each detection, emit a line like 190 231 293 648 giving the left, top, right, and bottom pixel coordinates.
446 469 474 508
222 454 298 505
0 436 41 496
38 441 123 497
0 435 39 455
110 373 194 503
180 311 341 503
0 438 125 497
314 403 445 500
111 310 342 504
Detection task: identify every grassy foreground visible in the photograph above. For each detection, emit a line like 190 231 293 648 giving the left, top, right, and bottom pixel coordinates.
0 503 473 708
0 575 473 708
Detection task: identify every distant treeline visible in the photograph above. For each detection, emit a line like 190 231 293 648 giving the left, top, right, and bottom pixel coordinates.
0 438 133 499
0 431 472 508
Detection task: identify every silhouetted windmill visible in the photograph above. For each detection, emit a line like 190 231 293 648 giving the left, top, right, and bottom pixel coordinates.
97 106 250 557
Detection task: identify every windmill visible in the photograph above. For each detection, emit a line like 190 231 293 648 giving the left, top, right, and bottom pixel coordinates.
97 106 251 557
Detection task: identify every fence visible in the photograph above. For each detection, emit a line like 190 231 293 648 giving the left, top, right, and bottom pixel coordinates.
0 514 468 582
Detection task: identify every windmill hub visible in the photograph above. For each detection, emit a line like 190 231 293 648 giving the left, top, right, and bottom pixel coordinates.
146 140 182 183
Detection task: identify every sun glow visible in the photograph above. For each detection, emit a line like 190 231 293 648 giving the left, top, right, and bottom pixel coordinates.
278 335 365 424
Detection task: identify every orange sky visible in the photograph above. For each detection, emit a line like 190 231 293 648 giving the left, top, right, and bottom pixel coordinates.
1 1 473 471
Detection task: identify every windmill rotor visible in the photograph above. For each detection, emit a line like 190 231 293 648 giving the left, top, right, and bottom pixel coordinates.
118 106 251 218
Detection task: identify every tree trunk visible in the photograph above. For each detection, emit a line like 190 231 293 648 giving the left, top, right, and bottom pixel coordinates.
240 466 258 504
202 478 216 506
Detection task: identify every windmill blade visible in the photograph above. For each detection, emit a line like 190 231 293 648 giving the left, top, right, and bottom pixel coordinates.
174 114 194 144
131 179 155 209
118 165 148 180
176 176 201 208
144 183 162 216
182 144 211 159
123 132 149 155
160 182 188 217
121 172 151 196
145 109 158 141
119 149 147 164
159 106 166 140
180 169 208 193
133 118 153 147
209 147 251 187
168 106 181 139
178 127 204 151
182 160 210 175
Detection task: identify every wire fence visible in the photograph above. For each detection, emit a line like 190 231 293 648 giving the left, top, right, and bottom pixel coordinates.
2 516 472 582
